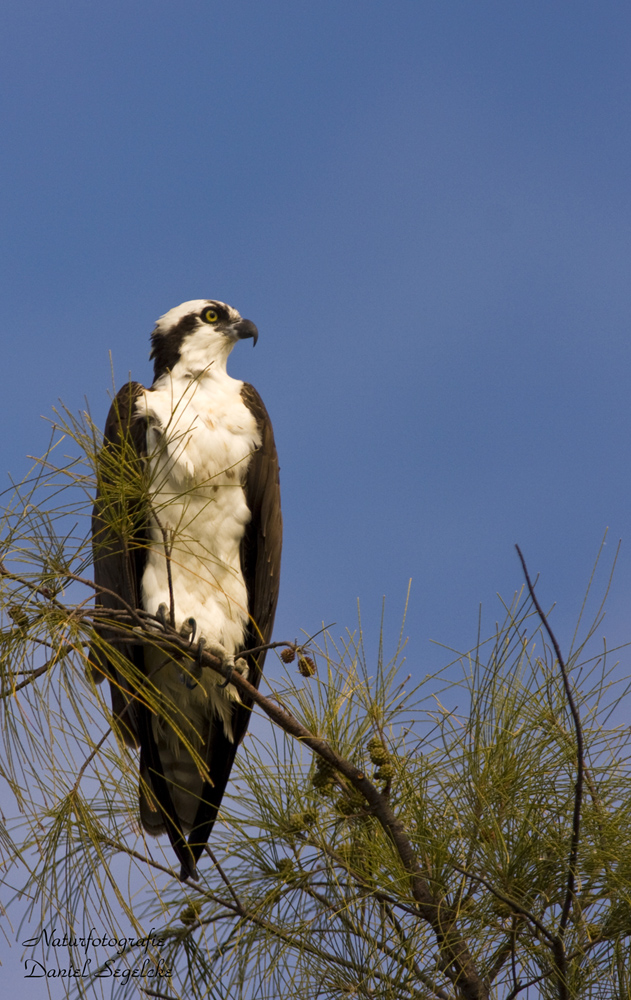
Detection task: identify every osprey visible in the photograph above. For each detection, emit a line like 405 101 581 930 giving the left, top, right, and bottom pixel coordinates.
89 300 282 880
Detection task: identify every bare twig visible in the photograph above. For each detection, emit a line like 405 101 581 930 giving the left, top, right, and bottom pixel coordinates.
505 971 548 1000
239 639 300 657
203 844 242 909
516 545 586 1000
71 729 111 793
515 546 584 934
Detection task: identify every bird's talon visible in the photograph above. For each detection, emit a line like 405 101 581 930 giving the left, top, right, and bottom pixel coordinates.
180 617 197 644
156 603 169 630
196 636 206 667
218 654 236 688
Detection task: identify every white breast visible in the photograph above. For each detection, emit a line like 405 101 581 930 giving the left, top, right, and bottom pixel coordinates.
137 370 261 654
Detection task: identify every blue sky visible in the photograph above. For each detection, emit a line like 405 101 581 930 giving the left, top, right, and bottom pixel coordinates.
2 0 631 985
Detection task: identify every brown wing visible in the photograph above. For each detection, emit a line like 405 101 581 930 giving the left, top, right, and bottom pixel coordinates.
186 382 282 871
237 381 283 726
89 381 148 746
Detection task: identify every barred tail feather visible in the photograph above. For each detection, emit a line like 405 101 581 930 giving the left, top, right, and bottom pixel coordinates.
139 742 206 834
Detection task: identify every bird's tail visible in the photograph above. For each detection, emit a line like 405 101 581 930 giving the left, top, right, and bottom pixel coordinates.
137 655 242 879
139 740 205 835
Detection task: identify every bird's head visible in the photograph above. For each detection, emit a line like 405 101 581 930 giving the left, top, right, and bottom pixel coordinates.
150 299 258 381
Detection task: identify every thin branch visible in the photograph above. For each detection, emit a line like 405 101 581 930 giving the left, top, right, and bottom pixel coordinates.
64 569 154 631
515 546 585 937
505 971 548 1000
448 863 554 944
299 834 423 919
510 916 519 999
483 935 520 988
239 639 299 657
203 844 242 908
71 729 111 793
0 559 66 609
0 643 75 697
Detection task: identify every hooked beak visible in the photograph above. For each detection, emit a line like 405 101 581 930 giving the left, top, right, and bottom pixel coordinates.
233 318 259 347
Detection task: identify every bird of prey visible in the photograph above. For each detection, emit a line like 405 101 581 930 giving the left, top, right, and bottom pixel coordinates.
89 300 282 879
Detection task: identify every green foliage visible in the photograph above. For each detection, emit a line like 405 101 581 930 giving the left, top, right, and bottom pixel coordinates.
1 411 631 999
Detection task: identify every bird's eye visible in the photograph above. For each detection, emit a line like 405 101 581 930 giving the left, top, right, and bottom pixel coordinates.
203 308 218 323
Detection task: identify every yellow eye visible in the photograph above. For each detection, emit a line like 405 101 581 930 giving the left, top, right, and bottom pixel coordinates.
204 308 218 323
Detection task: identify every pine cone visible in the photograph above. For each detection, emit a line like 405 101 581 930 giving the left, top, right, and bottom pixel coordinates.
8 605 29 629
375 762 394 781
180 900 202 925
298 655 316 677
367 735 390 765
312 757 336 793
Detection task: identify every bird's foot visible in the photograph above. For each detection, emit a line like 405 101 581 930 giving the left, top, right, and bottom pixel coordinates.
219 655 249 688
201 640 234 687
193 638 247 689
234 657 249 680
186 636 248 690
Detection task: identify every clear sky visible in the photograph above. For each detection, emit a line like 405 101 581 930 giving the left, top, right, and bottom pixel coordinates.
2 0 631 989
